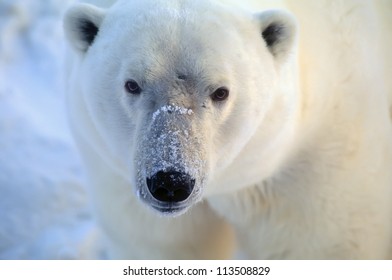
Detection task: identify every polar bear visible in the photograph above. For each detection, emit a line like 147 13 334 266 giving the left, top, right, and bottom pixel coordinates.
63 0 392 259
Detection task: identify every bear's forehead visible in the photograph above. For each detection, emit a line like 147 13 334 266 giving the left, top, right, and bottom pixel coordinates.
104 0 251 45
91 0 259 87
97 1 250 77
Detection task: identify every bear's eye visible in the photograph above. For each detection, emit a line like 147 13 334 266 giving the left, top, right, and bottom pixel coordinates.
125 80 142 94
210 87 229 102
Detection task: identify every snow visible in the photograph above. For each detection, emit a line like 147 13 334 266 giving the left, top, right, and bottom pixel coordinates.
0 0 105 259
152 105 193 122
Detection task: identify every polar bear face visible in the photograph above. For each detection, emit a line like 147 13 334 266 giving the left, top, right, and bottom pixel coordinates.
64 0 297 216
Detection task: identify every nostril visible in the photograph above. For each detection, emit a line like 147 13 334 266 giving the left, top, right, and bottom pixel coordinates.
146 170 195 203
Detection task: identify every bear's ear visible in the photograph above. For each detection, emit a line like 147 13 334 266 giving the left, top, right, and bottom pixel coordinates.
63 3 106 53
255 10 297 62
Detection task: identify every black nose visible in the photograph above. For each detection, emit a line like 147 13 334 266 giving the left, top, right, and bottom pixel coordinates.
146 171 195 203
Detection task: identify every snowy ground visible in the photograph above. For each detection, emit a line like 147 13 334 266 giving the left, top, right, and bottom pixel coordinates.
0 0 105 259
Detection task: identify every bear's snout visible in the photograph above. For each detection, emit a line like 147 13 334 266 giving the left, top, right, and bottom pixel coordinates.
146 170 195 203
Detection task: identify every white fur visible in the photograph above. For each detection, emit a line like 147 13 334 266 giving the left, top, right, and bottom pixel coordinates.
64 0 392 259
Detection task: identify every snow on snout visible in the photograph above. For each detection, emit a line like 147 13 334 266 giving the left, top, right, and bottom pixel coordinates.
147 104 200 177
152 105 193 122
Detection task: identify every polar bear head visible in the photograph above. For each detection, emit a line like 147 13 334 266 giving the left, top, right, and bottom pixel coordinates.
64 0 298 216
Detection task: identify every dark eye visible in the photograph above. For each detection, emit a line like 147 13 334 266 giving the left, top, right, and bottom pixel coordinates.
125 80 142 94
210 87 229 102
